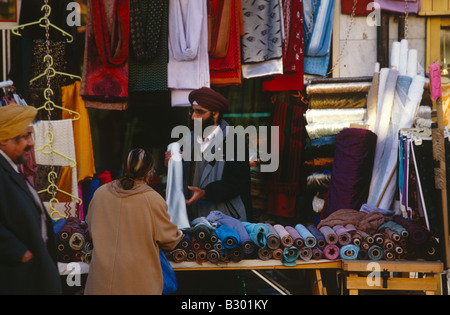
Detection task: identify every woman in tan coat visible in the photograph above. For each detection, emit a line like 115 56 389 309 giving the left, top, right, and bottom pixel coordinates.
84 148 183 295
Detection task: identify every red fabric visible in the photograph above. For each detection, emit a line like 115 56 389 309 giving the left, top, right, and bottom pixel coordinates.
263 0 304 92
341 0 373 16
210 0 242 86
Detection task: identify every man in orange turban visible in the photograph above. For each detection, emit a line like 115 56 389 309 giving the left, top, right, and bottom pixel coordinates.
0 103 62 294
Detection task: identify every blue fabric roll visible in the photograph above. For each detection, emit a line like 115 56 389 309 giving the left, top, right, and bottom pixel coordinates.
215 225 239 249
206 211 254 254
368 245 384 261
282 246 300 267
242 222 268 248
340 244 360 260
295 224 317 248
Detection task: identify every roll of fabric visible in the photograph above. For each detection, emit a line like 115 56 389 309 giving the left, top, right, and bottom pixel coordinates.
187 250 196 261
381 227 401 242
357 248 369 260
219 251 230 263
306 82 372 95
192 223 212 241
215 225 240 249
323 244 339 260
312 247 323 260
285 226 305 248
176 233 192 251
191 237 204 251
206 211 254 254
305 108 367 125
306 121 363 141
258 247 273 261
214 240 223 252
371 232 385 245
360 241 370 250
379 219 409 238
242 222 268 248
359 230 374 244
339 244 359 260
383 238 395 250
69 233 86 251
266 223 281 249
384 249 395 261
282 246 300 266
306 173 332 191
274 224 294 248
171 249 187 263
207 249 220 264
196 250 208 264
307 225 326 248
309 93 367 109
319 226 338 245
368 245 384 260
324 128 377 217
272 248 283 260
229 247 244 262
294 224 317 248
299 247 313 261
332 225 352 246
304 136 336 161
350 229 362 246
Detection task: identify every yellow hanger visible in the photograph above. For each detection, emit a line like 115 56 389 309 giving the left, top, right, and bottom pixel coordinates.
34 131 77 168
36 87 81 121
11 4 74 43
30 55 81 84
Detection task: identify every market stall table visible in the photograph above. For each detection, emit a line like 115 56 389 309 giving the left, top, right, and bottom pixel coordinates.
170 259 342 295
342 260 444 295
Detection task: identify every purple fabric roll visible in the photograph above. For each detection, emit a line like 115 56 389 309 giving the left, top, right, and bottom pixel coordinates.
332 225 352 246
307 225 326 248
285 226 305 248
323 128 377 218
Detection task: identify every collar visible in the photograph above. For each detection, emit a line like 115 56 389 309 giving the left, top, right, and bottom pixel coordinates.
0 149 19 173
196 125 220 145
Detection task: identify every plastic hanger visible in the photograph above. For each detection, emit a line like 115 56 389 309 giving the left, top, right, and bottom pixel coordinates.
11 4 74 43
34 131 77 168
29 55 81 84
36 87 81 120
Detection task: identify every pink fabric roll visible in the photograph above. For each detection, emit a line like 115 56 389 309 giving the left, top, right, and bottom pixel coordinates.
323 244 340 260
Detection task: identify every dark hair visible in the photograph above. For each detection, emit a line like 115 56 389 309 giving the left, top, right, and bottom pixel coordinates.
119 148 154 190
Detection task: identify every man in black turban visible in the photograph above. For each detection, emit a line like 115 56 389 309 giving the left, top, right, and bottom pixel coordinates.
166 87 252 222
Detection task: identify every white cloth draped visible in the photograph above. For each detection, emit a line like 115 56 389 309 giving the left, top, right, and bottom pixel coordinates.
168 0 210 107
165 142 190 229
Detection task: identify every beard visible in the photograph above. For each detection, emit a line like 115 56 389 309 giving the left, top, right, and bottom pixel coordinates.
192 113 215 137
16 146 32 165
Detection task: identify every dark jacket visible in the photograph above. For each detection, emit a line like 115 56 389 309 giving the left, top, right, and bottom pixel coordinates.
0 154 62 295
182 120 253 221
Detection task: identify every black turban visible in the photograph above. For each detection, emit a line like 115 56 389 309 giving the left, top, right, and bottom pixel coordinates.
188 87 229 113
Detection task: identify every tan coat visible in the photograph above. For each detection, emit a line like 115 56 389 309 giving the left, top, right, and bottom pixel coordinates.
84 180 182 295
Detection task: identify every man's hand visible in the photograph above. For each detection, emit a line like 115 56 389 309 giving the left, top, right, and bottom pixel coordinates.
21 250 33 263
185 186 206 205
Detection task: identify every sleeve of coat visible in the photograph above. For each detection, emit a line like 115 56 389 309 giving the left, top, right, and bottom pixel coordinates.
150 193 183 251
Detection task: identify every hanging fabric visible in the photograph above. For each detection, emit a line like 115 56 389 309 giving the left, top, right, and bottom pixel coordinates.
375 0 421 14
81 0 129 110
241 0 284 79
342 0 373 16
263 0 305 92
129 0 169 92
209 0 243 86
303 0 335 76
208 0 232 59
61 81 96 183
168 0 210 107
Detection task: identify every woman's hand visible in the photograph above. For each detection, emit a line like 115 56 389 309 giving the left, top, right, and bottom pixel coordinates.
185 186 206 205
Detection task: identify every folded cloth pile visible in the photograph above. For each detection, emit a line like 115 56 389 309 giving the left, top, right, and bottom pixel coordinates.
165 210 440 266
54 217 93 264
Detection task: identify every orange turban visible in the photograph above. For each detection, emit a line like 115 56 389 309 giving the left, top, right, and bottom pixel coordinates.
0 103 37 142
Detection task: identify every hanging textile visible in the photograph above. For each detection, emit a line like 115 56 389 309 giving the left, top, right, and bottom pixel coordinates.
81 0 129 110
367 42 426 209
263 0 304 91
375 0 421 14
323 128 377 218
209 0 243 86
266 93 308 217
61 81 96 183
241 0 284 79
166 142 190 229
303 0 335 76
129 0 169 92
168 0 210 107
341 0 373 16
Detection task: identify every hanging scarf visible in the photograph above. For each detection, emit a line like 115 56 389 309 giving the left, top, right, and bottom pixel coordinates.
208 0 232 59
92 0 129 68
129 0 165 62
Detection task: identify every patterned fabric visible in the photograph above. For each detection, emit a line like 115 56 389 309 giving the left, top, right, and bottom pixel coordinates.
129 0 169 91
129 0 165 62
241 0 283 63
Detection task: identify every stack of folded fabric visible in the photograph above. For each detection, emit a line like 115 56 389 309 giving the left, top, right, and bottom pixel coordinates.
54 217 93 264
165 209 440 266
